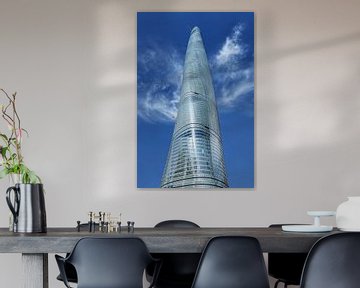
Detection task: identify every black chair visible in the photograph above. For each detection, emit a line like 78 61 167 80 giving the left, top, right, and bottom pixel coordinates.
268 224 308 288
300 232 360 288
147 220 201 288
154 220 200 229
55 237 160 288
56 262 77 284
191 236 270 288
56 223 99 284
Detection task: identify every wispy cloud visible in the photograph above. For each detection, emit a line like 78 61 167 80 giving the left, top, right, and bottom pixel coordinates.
212 23 254 111
216 68 254 109
138 44 183 123
215 24 246 66
138 84 180 122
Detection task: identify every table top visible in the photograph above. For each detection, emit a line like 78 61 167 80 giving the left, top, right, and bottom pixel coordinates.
0 227 339 254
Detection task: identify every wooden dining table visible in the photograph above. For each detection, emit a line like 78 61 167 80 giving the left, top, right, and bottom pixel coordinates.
0 226 339 288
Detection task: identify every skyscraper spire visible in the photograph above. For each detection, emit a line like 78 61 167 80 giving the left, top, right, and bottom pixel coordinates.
161 26 228 188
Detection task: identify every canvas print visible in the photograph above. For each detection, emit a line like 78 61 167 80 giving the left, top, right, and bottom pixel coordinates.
137 12 254 188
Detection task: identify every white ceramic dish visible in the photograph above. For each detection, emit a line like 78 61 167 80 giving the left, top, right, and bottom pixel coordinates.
282 225 333 233
307 211 336 217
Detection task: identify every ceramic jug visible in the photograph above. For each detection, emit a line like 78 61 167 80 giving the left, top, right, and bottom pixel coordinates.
6 183 47 233
336 196 360 231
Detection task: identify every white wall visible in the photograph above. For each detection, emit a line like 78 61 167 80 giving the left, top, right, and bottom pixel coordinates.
0 0 360 287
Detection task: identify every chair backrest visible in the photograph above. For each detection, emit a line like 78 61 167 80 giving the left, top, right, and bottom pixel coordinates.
191 236 270 288
155 220 200 228
150 220 201 287
300 232 360 288
67 237 154 288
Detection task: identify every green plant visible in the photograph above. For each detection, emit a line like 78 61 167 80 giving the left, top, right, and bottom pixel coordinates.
0 88 41 183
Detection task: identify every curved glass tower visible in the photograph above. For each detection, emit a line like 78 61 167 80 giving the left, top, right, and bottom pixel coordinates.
161 27 228 188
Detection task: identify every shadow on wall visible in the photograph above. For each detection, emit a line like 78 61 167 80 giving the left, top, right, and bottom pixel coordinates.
257 11 360 216
263 31 360 62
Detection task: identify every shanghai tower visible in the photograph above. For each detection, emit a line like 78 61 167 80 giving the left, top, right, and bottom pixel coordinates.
161 27 228 188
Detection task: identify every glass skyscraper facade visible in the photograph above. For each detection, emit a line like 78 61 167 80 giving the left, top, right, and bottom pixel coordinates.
161 27 228 188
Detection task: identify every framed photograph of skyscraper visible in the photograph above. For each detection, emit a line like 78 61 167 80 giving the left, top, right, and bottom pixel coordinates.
137 12 254 189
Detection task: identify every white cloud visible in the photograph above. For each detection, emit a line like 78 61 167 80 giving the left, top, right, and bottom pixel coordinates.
212 23 254 110
215 67 254 109
215 24 246 66
138 45 183 123
138 85 180 123
218 80 254 108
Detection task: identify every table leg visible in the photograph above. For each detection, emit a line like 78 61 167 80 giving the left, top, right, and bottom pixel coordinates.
22 253 48 288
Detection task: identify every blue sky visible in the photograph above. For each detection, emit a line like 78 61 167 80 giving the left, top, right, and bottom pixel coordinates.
137 12 254 188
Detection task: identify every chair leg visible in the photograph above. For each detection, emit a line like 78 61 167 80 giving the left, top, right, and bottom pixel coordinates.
274 280 289 288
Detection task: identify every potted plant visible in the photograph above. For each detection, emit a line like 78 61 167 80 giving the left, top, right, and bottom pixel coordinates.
0 88 40 183
0 88 46 233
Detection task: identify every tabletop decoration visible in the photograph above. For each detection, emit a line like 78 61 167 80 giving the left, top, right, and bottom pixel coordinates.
282 211 335 232
84 211 122 233
336 196 360 231
0 88 46 233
